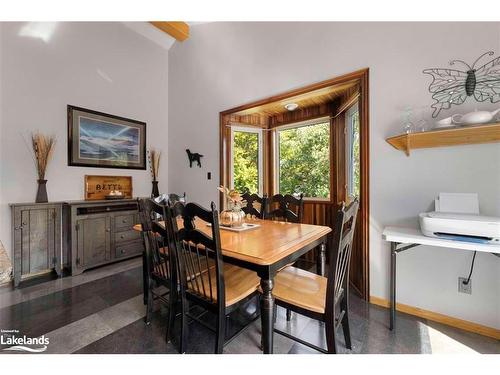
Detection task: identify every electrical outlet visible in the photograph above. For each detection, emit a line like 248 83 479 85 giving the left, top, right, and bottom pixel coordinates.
458 277 472 294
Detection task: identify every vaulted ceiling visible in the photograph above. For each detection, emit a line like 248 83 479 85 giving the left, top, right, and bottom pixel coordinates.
123 21 197 51
149 22 189 41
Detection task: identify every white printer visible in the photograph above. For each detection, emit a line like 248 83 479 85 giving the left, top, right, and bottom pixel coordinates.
419 193 500 244
419 212 500 244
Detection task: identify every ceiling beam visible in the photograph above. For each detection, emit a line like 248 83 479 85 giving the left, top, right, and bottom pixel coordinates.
150 22 189 41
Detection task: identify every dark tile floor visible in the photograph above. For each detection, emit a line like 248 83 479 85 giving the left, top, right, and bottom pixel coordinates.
1 259 499 354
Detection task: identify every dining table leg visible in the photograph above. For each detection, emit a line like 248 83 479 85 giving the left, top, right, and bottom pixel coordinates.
260 277 275 354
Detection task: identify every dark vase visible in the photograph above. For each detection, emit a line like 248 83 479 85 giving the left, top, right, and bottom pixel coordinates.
151 180 159 198
36 179 48 203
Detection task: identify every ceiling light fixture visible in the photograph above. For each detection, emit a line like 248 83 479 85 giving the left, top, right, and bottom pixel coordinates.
284 103 299 111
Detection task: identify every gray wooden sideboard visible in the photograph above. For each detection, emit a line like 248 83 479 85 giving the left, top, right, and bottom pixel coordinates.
63 199 143 276
10 198 144 286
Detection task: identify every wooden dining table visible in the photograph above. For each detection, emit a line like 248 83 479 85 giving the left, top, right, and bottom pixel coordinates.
134 218 331 354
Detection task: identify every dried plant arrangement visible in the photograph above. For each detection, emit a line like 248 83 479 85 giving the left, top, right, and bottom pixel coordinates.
217 186 247 210
148 148 161 181
148 148 162 198
30 132 56 180
25 132 56 202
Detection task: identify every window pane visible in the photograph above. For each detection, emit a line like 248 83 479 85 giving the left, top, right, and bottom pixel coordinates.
233 131 259 194
348 109 360 198
278 122 330 199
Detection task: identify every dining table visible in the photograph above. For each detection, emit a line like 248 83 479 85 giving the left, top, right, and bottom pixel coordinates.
133 218 331 354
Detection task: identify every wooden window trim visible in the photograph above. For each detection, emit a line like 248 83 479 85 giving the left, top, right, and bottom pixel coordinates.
219 68 370 300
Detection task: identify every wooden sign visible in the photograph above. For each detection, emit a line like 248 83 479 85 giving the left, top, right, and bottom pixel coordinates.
84 175 133 200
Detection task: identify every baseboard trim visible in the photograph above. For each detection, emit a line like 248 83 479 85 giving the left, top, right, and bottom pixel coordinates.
369 295 500 340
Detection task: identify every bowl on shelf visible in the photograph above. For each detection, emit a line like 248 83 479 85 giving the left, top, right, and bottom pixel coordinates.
451 109 500 126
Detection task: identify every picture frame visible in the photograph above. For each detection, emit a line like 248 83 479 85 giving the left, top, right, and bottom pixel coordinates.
67 105 146 170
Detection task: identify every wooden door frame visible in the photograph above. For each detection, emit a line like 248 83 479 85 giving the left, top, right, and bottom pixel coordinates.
219 68 370 300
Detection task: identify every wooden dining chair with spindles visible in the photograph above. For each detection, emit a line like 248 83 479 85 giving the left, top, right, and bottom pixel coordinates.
267 193 304 223
138 198 177 343
166 201 261 353
241 192 268 219
267 199 359 353
267 193 304 321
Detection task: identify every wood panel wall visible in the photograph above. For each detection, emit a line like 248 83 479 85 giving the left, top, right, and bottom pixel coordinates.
268 103 333 128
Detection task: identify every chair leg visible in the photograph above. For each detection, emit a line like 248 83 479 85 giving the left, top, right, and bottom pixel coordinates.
215 313 225 354
340 296 352 350
165 290 176 343
180 300 188 354
325 318 338 354
273 303 277 323
142 250 148 305
286 309 292 321
144 280 153 325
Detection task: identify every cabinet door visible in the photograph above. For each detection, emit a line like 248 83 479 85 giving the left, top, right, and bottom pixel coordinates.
76 216 111 268
17 207 57 276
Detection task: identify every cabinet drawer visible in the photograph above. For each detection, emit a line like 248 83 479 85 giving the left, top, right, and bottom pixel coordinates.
115 241 143 259
114 214 136 230
115 229 141 243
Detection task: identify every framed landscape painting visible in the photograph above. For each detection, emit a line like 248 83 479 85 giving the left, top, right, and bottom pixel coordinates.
67 105 146 169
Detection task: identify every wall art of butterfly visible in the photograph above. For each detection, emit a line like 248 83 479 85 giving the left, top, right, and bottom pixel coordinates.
423 51 500 118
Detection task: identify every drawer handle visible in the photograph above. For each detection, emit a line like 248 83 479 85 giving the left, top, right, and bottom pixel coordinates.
122 220 127 223
120 235 124 239
120 250 126 254
106 228 111 232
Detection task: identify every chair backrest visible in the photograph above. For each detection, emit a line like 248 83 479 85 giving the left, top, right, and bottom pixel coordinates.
168 192 187 204
325 199 359 313
267 193 304 223
166 201 225 311
241 192 267 219
138 198 173 282
152 192 187 205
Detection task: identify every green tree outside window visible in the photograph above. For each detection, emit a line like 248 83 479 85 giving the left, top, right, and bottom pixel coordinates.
233 131 259 194
278 122 330 198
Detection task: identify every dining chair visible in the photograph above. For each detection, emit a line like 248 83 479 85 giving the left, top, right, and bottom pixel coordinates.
268 199 359 353
267 193 304 223
267 193 304 320
152 192 187 205
241 192 268 219
138 198 177 343
168 192 187 204
166 201 261 353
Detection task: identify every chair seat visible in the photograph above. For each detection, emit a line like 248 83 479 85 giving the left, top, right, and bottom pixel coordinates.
271 266 328 314
189 264 260 307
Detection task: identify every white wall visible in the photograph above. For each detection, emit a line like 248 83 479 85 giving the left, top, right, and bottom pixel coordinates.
0 24 4 252
0 22 169 260
168 22 500 329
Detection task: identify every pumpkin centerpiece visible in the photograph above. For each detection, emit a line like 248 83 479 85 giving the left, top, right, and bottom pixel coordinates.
217 186 247 228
